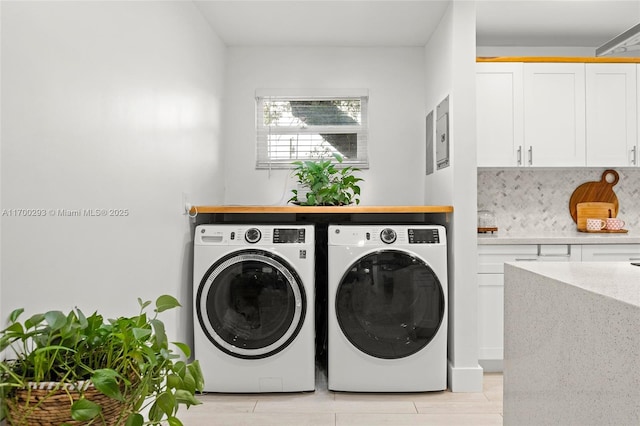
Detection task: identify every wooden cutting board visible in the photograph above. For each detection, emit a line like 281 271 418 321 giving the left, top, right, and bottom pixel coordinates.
569 170 619 223
576 202 616 231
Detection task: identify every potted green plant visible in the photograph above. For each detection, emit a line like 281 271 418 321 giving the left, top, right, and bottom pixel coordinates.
0 295 204 426
288 153 363 206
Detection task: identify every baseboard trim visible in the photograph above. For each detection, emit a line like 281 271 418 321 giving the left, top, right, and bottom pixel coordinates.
448 361 484 392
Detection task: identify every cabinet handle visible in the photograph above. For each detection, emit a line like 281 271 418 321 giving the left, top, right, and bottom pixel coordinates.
528 146 533 165
537 245 571 257
517 147 522 165
515 258 538 261
632 146 637 165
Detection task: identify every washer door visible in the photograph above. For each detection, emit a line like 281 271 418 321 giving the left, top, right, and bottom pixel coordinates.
196 249 306 359
336 249 444 360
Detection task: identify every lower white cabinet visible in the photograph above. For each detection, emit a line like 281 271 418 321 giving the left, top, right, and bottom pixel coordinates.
478 242 640 371
477 273 503 364
581 244 640 261
477 244 581 371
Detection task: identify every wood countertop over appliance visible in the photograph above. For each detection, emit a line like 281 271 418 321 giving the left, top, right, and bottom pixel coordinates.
190 205 454 215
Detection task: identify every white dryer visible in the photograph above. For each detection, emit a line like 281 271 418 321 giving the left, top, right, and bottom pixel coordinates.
193 224 315 393
327 224 447 392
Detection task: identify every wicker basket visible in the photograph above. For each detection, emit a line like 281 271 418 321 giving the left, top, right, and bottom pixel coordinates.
6 381 129 426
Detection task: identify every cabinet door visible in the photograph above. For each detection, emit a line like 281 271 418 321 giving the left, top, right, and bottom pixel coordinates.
477 244 538 273
586 64 637 167
524 64 586 166
478 273 504 361
476 63 524 167
477 244 582 367
478 244 580 272
581 244 640 261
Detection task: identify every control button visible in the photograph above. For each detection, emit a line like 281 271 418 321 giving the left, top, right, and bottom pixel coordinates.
245 228 261 243
366 232 371 240
230 232 235 240
380 228 397 244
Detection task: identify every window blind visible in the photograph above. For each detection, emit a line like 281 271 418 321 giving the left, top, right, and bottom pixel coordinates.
256 91 369 169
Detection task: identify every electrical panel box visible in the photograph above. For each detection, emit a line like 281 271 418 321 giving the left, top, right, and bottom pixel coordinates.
436 96 450 170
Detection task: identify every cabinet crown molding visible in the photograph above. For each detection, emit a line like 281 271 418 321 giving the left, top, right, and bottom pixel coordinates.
477 56 640 63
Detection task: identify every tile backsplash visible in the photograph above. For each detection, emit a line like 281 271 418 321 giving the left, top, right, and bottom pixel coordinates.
477 168 640 233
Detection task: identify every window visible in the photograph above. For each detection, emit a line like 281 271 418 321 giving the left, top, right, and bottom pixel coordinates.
256 89 369 169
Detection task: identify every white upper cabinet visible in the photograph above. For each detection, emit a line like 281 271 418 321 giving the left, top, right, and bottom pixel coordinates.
476 60 640 168
476 63 524 167
586 64 637 167
523 63 586 167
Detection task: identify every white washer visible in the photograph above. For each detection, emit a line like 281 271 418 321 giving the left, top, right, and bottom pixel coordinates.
193 224 315 393
327 224 448 392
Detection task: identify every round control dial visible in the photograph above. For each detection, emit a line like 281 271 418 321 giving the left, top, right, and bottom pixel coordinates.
244 228 262 244
380 228 397 244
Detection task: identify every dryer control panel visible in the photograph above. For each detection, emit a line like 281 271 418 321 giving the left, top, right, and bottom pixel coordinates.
408 228 440 244
329 225 445 246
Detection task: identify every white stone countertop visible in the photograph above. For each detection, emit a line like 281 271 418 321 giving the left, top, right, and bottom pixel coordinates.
505 261 640 308
503 261 640 425
478 229 640 245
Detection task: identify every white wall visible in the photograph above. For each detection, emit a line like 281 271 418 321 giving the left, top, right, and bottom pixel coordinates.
223 47 426 206
477 46 597 57
0 1 226 344
425 1 482 392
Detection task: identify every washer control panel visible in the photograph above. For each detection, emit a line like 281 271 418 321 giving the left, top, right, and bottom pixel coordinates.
273 228 306 244
380 228 397 244
244 228 262 243
196 225 313 246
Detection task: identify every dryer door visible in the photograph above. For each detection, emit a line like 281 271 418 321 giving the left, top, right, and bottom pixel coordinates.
336 249 444 359
196 249 306 359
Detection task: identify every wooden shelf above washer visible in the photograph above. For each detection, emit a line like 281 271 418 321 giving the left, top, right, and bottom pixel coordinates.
190 205 453 215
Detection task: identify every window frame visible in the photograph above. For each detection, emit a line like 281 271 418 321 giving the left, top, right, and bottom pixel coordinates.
255 89 369 170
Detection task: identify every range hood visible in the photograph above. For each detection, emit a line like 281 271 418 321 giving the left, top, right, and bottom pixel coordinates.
596 23 640 57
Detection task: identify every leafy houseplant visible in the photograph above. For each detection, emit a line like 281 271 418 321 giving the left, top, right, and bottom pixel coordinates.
288 153 363 206
0 295 204 426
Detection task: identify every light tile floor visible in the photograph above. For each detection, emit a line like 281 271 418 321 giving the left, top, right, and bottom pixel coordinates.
177 368 503 426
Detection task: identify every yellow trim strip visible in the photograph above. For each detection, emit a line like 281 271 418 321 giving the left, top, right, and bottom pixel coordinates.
477 56 640 63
